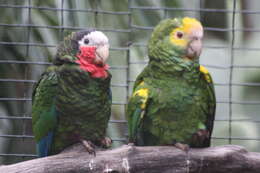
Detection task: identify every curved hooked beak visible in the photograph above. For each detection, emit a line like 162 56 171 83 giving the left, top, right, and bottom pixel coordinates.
185 27 203 60
186 38 202 60
94 44 109 66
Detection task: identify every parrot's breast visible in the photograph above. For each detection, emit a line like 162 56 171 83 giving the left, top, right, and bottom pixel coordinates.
51 64 111 153
143 76 210 145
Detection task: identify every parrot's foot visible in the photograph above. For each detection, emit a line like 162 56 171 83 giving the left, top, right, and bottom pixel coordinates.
174 142 190 153
196 129 209 139
191 129 209 145
127 142 135 146
100 136 112 148
81 140 96 156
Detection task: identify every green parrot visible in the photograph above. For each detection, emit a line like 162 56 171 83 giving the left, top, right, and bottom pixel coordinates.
32 30 112 157
127 17 216 150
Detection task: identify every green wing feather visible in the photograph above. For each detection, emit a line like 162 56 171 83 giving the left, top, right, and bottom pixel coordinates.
127 75 149 144
32 66 58 142
198 65 216 147
204 72 216 147
132 66 150 91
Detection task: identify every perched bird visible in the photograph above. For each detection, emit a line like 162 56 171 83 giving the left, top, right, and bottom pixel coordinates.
127 17 216 151
32 30 112 157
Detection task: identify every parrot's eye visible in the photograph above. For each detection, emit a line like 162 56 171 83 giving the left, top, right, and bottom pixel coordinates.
176 31 184 39
84 39 89 44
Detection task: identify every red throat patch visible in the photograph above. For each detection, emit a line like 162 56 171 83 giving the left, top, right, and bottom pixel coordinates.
76 46 109 78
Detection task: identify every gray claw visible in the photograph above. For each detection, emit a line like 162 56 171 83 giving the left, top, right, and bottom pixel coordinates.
81 140 96 156
174 142 190 153
100 137 113 148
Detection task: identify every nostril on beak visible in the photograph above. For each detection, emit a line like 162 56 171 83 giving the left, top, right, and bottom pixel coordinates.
193 36 199 41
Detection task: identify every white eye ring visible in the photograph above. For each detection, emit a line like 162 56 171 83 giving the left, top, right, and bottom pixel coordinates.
78 31 109 47
78 36 90 46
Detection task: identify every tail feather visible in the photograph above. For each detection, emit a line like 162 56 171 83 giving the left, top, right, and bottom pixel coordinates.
37 132 54 157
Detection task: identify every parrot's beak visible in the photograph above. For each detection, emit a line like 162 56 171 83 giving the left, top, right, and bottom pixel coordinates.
94 44 109 66
186 39 202 60
186 28 203 60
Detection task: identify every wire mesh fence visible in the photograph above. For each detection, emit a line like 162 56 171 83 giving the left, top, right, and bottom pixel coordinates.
0 0 260 164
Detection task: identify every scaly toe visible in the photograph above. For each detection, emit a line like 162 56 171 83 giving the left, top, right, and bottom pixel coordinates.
81 140 96 156
101 137 112 148
175 142 190 153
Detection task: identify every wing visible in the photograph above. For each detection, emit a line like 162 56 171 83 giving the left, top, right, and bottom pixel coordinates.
200 65 216 147
32 66 58 157
205 73 216 146
132 65 150 91
127 80 149 145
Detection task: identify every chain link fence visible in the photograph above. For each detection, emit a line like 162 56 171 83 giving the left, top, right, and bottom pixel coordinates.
0 0 260 164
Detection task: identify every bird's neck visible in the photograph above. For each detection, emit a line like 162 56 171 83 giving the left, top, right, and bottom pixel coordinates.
148 55 201 80
76 47 109 79
76 58 110 78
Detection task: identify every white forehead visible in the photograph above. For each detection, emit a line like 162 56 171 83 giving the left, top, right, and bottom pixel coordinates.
80 31 108 46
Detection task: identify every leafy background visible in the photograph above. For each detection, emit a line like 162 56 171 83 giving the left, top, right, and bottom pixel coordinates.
0 0 260 164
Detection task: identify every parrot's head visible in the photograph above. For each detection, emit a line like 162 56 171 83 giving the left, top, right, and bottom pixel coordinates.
55 30 110 78
148 17 203 62
55 29 109 66
76 30 109 66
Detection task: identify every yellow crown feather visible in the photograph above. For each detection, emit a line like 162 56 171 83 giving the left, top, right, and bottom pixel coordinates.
170 17 202 47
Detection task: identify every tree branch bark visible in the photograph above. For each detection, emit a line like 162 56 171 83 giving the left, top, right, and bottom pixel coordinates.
1 144 260 173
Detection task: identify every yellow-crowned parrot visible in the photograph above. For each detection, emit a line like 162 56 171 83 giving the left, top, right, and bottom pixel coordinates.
127 17 216 151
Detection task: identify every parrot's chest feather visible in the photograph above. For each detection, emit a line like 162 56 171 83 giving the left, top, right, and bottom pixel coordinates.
55 65 111 114
143 75 209 144
153 78 205 110
51 65 111 151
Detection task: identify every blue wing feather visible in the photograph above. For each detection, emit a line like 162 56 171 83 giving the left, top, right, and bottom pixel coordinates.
32 68 58 157
37 132 54 157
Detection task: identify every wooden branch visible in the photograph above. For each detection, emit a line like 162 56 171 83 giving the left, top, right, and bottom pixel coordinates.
1 144 260 173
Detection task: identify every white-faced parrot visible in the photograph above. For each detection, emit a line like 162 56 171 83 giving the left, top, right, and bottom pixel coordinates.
32 30 112 157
